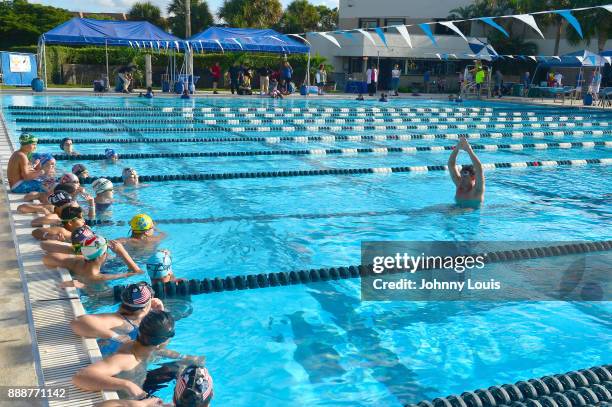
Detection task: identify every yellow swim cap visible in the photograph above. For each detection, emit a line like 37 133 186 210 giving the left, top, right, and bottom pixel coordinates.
130 213 153 232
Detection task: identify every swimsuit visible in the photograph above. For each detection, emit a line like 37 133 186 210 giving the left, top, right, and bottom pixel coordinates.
97 314 139 356
11 179 44 193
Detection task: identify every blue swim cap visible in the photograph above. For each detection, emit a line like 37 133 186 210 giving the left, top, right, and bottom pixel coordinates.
146 250 172 280
105 148 118 159
32 152 54 167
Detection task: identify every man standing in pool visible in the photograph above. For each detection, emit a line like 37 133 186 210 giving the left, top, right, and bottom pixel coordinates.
447 136 485 207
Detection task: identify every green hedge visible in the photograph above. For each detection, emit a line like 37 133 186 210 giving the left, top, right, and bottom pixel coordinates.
11 45 328 87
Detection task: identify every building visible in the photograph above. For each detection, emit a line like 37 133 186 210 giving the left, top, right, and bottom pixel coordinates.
309 0 611 91
71 11 128 20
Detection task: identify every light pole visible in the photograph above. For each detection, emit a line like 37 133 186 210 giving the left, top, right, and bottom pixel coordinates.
185 0 191 38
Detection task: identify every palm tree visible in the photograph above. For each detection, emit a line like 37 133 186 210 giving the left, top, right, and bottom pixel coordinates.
128 2 166 29
219 0 283 28
167 0 213 37
565 0 612 52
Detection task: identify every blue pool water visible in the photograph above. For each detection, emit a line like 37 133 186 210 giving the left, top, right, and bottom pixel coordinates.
1 95 610 406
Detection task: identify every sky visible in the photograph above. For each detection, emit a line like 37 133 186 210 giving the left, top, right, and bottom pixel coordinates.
30 0 339 16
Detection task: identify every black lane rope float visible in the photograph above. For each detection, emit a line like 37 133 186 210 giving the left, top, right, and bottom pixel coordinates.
15 116 588 125
407 365 612 407
10 110 602 118
19 120 611 134
53 141 612 161
82 158 612 185
111 240 612 300
35 129 612 145
8 105 496 113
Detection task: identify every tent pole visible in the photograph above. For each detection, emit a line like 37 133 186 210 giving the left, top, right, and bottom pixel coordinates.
307 52 311 86
105 40 110 90
43 41 48 90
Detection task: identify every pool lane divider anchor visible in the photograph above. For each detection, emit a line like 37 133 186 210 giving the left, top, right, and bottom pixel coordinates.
19 120 610 133
111 240 612 300
82 158 612 185
408 365 612 407
52 141 612 161
33 129 612 146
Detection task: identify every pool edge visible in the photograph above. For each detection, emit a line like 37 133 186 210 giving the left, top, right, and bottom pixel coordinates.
0 109 119 406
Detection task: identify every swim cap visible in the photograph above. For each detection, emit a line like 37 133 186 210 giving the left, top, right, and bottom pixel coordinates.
121 282 154 309
54 182 77 195
71 226 95 254
92 178 113 195
146 250 172 280
137 310 175 346
72 164 88 177
32 153 55 167
81 235 107 261
60 206 83 223
59 173 79 184
48 191 72 207
174 365 214 407
19 133 38 145
105 148 118 159
130 213 153 232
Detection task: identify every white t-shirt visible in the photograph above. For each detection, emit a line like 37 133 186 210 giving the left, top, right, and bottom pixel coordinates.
391 69 401 79
554 73 563 86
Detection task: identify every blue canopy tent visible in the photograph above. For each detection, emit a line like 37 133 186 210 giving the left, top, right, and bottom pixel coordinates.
536 50 605 68
38 18 185 90
188 27 309 54
188 27 311 84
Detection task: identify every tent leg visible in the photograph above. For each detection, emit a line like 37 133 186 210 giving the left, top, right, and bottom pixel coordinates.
105 40 110 91
306 52 311 86
43 42 48 90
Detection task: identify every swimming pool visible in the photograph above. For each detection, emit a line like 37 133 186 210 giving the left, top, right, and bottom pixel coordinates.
1 95 610 406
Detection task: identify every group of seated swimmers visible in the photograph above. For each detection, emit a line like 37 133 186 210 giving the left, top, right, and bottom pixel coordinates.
7 133 213 406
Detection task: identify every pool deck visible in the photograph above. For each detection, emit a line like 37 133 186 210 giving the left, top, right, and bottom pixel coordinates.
0 109 118 405
1 86 610 110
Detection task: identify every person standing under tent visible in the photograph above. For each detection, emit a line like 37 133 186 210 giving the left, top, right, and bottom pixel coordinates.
391 64 401 96
366 65 378 96
209 62 221 94
494 70 503 98
258 65 271 95
228 62 241 95
589 70 602 101
554 71 563 87
522 71 530 96
474 66 486 99
423 70 431 93
281 61 293 94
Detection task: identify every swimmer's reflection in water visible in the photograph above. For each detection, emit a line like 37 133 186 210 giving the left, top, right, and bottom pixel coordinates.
448 136 485 208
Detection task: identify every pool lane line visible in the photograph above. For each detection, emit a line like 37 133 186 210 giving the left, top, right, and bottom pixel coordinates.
9 105 496 113
52 141 612 161
34 129 612 145
110 240 612 299
19 120 611 133
79 158 612 184
13 114 597 125
409 365 612 407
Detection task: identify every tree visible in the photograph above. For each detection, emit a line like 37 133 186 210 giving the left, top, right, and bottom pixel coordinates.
316 5 338 32
167 0 213 37
565 0 612 52
276 0 319 33
128 2 166 29
218 0 283 28
0 0 72 49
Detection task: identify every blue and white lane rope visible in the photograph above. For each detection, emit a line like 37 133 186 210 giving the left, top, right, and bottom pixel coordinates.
13 115 596 125
53 141 612 161
19 120 611 133
81 158 612 184
35 129 612 145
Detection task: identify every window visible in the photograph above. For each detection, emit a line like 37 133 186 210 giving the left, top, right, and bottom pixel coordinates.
348 57 364 74
384 18 406 30
359 18 379 29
